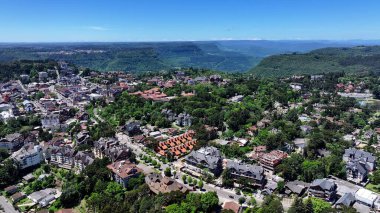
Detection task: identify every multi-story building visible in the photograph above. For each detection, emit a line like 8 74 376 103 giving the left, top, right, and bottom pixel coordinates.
45 145 94 172
92 137 130 162
346 161 368 185
38 72 48 82
259 150 288 173
184 146 223 176
41 112 60 129
343 148 376 185
107 160 142 188
0 133 24 152
226 161 265 187
46 146 76 169
176 113 192 127
343 148 376 171
161 109 192 127
11 143 43 169
309 178 337 201
73 151 94 172
123 122 142 136
92 137 118 159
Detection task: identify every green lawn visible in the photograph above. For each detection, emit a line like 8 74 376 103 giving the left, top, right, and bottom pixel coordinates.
366 183 380 193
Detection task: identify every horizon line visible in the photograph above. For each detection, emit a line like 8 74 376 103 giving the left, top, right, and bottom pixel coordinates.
1 38 380 44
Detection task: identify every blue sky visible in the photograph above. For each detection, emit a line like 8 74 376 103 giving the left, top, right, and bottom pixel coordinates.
1 0 380 42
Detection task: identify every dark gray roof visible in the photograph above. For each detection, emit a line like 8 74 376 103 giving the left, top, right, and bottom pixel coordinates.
185 146 221 170
344 148 376 163
285 180 310 194
346 161 368 175
226 161 264 181
311 178 336 191
125 122 140 132
336 192 355 206
74 151 94 166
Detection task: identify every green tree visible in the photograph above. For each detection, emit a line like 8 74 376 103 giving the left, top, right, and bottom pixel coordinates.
260 195 284 213
305 198 314 213
277 181 285 193
222 169 234 187
200 192 220 212
198 180 204 189
248 197 256 206
164 167 172 177
87 192 103 212
371 170 380 184
193 179 198 187
302 160 325 182
310 197 332 213
276 153 304 181
239 197 246 205
0 148 9 162
187 176 193 185
288 197 306 213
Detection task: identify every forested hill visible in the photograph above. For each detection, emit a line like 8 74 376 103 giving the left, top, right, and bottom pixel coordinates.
249 45 380 77
1 40 378 73
0 42 260 73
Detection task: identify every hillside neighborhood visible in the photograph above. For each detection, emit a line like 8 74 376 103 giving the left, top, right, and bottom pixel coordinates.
0 60 379 213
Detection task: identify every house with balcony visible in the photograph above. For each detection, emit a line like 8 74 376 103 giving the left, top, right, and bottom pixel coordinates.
92 137 130 162
309 178 337 201
343 148 376 185
259 150 288 173
226 160 265 188
107 160 142 188
0 133 24 152
11 143 43 169
73 151 94 173
46 146 76 169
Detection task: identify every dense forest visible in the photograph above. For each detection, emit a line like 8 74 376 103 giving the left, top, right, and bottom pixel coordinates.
250 46 380 77
0 42 260 73
0 60 57 82
0 40 374 73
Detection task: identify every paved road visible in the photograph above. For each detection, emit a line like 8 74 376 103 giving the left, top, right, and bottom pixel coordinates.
16 80 28 93
49 85 73 107
116 132 259 204
0 196 19 213
93 108 105 122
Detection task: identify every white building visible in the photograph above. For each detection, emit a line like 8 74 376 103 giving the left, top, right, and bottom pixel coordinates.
28 188 56 205
39 72 48 82
355 188 378 207
290 83 302 91
11 143 43 169
41 112 60 129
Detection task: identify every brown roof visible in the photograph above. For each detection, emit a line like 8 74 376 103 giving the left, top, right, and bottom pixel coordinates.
107 161 142 179
4 185 17 192
145 173 189 194
11 192 25 201
223 201 241 213
156 130 196 157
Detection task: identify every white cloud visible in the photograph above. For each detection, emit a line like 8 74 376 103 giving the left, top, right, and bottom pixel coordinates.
86 26 109 31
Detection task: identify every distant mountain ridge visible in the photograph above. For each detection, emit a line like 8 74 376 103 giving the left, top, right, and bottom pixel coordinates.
0 40 380 73
249 45 380 77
